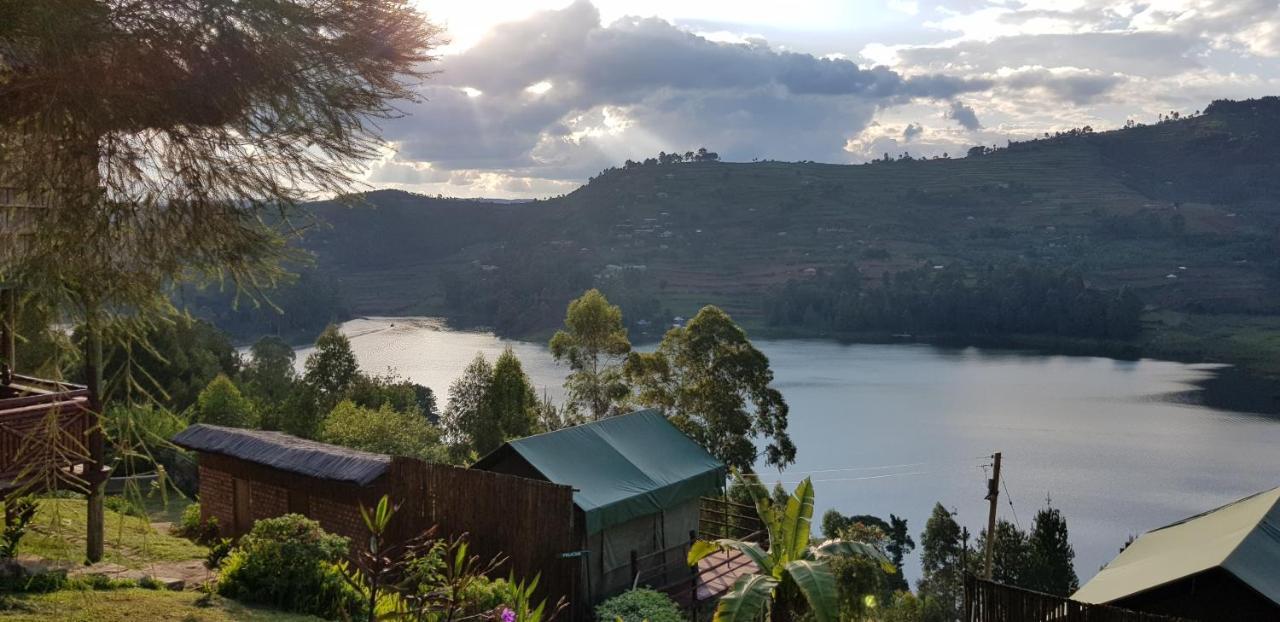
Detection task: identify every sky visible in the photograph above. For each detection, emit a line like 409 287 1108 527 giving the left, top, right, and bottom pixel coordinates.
366 0 1280 198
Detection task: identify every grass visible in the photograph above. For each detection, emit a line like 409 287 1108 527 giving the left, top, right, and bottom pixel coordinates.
15 497 207 568
0 589 322 621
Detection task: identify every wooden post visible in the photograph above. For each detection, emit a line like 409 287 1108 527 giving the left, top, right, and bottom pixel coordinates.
983 452 1001 580
1 287 14 372
84 311 105 564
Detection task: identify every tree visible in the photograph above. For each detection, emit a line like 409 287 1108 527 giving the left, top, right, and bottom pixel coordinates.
689 476 889 622
974 520 1030 586
627 305 795 471
441 353 494 460
484 347 539 452
100 316 238 410
320 400 446 462
2 0 442 317
1025 502 1079 596
549 289 632 420
886 514 915 571
348 371 436 421
193 374 257 428
917 504 964 621
303 324 359 409
0 0 438 564
242 335 297 428
820 512 910 594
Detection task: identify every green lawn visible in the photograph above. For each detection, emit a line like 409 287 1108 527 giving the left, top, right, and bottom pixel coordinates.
16 498 207 568
0 589 322 622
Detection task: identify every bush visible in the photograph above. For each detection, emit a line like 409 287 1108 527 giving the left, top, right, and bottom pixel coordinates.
0 570 67 594
173 502 220 544
205 538 233 570
104 495 146 518
0 496 38 559
595 588 683 622
216 514 362 619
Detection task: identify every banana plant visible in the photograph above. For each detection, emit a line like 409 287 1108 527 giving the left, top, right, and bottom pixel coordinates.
689 477 892 622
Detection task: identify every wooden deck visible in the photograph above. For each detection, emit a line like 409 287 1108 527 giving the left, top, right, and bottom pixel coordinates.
694 549 758 602
0 374 94 494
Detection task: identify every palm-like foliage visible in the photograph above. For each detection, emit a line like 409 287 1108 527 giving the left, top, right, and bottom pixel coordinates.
689 477 892 622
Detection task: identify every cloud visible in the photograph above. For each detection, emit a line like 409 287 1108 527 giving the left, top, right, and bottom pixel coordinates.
894 32 1203 78
946 101 982 130
381 1 988 186
364 0 1280 197
999 67 1126 105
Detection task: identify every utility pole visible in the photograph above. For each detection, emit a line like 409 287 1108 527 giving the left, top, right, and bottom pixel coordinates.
983 452 1002 580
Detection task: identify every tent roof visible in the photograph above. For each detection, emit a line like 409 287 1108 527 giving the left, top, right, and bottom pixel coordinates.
1073 486 1280 607
172 424 390 485
473 409 726 534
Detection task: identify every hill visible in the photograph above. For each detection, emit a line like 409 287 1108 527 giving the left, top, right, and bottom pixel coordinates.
296 97 1280 372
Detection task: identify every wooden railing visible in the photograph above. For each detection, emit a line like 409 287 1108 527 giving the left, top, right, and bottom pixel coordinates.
964 575 1192 622
0 374 94 492
698 496 766 544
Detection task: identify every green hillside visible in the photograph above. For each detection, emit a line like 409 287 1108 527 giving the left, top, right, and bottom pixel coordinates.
300 97 1280 372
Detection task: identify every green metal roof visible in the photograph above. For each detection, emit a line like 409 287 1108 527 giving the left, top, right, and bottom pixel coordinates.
473 409 726 534
1074 486 1280 607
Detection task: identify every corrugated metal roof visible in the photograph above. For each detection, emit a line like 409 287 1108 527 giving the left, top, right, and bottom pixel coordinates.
472 409 726 534
172 424 390 485
1073 486 1280 607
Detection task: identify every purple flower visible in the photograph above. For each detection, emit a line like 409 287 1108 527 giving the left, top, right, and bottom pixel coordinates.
501 608 516 622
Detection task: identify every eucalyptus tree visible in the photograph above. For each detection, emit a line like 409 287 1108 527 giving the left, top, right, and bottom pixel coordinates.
549 289 632 420
0 0 441 561
627 305 795 471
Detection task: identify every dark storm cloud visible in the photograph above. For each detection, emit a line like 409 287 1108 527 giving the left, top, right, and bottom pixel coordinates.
945 101 982 130
384 1 988 176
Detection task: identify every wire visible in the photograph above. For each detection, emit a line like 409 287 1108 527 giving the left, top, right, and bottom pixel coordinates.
1002 477 1021 529
739 457 986 479
772 470 929 485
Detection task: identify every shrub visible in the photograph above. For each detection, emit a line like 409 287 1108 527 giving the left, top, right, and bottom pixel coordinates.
0 570 67 594
104 495 146 518
595 588 683 622
174 502 220 544
216 514 362 619
0 496 38 559
205 538 234 570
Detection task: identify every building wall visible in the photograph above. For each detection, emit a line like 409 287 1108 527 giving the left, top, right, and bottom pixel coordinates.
195 452 376 542
309 495 367 543
198 464 235 530
249 481 288 522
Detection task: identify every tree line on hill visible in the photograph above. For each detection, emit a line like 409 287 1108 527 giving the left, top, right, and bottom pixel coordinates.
765 263 1144 341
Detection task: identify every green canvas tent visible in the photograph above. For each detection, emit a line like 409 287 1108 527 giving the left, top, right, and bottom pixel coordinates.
473 409 726 603
1074 486 1280 621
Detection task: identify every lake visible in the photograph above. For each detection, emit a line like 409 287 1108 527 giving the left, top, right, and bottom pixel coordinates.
293 316 1280 585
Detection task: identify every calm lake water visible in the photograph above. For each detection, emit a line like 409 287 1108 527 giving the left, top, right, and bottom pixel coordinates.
293 317 1280 584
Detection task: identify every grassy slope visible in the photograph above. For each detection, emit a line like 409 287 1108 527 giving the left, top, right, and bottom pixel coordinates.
17 498 206 568
303 100 1280 373
0 590 321 622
